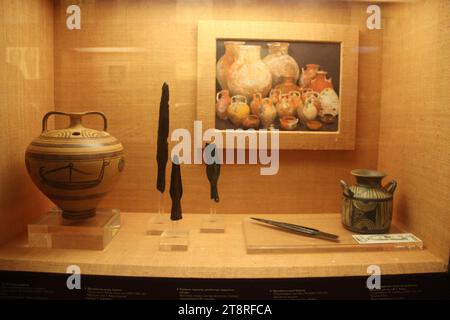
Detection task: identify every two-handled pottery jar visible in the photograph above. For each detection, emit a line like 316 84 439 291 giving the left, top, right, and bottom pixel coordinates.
269 89 281 105
298 91 319 122
276 93 296 118
250 92 263 115
289 91 302 109
259 98 277 129
310 70 333 93
300 63 320 88
25 111 125 220
226 95 250 127
340 169 397 234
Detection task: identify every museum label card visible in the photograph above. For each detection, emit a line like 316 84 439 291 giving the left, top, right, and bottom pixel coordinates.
352 233 422 245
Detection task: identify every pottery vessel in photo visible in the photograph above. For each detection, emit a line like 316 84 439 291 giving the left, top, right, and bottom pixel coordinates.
228 45 272 100
226 95 250 127
269 89 281 105
25 111 125 220
263 42 299 86
300 63 320 88
306 120 323 131
299 88 313 102
274 76 301 94
216 41 245 90
242 114 260 130
318 87 340 123
298 91 320 122
259 98 277 129
280 116 299 131
289 90 302 109
276 93 296 118
216 89 231 120
250 92 262 115
310 70 333 93
340 169 397 234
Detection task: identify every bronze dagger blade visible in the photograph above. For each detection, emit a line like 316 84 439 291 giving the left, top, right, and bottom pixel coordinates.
250 217 339 242
156 83 169 194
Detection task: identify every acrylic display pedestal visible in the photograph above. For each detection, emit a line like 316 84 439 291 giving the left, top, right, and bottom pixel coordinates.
159 226 189 252
200 214 225 233
1 213 445 279
147 214 171 235
28 208 120 251
243 215 423 254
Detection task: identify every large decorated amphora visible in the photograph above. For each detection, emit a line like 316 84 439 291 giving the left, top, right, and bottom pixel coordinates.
25 111 125 220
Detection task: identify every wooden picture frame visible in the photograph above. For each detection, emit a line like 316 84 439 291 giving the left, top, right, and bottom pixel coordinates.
196 20 359 150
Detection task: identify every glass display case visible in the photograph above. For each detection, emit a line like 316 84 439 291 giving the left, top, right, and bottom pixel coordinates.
0 0 448 300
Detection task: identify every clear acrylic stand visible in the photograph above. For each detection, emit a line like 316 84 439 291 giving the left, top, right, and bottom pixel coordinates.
28 207 120 250
243 215 424 254
200 200 225 233
159 221 189 251
147 192 170 235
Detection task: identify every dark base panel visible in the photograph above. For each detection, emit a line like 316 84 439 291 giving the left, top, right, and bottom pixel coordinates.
0 271 448 300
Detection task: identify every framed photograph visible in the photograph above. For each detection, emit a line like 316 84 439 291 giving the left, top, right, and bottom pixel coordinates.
197 20 359 150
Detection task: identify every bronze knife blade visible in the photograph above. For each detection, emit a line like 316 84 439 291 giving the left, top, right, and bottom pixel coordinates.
250 217 339 242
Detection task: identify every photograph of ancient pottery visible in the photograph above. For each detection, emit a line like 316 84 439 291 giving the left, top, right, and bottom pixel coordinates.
340 169 397 234
25 111 124 220
216 41 245 90
263 42 299 86
215 40 341 132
